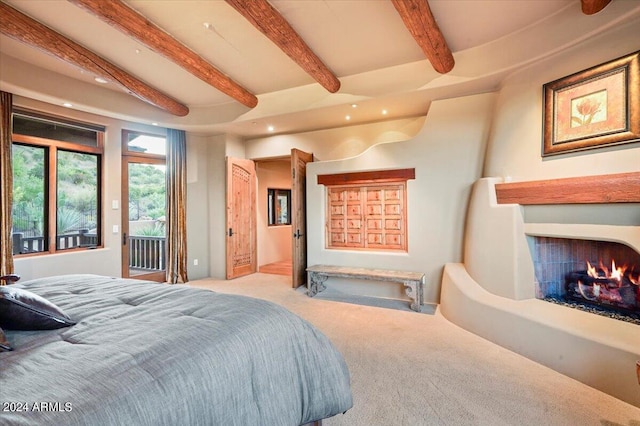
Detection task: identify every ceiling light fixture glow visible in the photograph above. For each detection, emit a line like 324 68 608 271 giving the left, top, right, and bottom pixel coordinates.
267 125 275 132
382 109 388 115
351 104 357 108
345 115 351 120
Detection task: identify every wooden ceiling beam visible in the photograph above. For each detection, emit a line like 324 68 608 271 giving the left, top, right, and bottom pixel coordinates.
225 0 340 93
68 0 258 108
581 0 612 15
390 0 455 74
0 2 189 116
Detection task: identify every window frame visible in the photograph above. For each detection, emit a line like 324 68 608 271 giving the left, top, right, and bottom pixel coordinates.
11 121 104 257
267 188 292 226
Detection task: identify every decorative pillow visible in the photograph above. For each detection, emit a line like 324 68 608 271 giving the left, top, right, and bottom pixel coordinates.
0 286 76 330
0 326 12 351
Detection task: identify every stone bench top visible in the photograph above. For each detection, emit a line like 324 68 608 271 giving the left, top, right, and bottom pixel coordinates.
306 265 424 282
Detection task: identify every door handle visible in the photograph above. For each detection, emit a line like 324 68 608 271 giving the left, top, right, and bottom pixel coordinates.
293 229 304 239
122 232 127 246
228 228 234 237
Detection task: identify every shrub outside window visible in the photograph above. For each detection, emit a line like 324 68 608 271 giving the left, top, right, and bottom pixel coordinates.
11 112 103 255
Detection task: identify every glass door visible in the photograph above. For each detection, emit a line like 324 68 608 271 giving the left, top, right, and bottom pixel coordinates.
121 131 166 281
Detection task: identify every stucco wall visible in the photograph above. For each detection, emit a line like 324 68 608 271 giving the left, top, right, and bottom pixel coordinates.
484 18 640 181
305 93 496 304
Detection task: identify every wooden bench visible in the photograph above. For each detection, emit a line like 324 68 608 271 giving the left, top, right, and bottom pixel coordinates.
306 265 425 312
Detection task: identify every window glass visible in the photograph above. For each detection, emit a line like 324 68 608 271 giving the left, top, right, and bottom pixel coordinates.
126 133 166 156
56 151 99 250
13 115 99 147
11 112 103 256
11 144 46 254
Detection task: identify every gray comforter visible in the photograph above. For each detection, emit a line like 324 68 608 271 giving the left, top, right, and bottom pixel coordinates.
0 274 352 425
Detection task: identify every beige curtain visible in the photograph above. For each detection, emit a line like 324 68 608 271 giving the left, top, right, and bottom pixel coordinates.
0 92 14 278
165 128 188 284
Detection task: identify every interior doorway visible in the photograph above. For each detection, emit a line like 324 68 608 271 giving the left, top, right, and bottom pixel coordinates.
256 157 293 277
226 149 313 287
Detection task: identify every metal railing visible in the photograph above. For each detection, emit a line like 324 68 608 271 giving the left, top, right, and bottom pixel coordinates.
12 232 166 272
128 235 166 272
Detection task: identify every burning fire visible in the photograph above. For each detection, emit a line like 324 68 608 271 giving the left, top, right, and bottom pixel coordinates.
586 260 626 282
575 259 638 305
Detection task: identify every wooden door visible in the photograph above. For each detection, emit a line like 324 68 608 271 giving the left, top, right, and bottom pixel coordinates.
226 157 257 279
291 149 313 288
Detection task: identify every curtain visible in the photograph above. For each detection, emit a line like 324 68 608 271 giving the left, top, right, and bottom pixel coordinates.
165 128 188 284
0 91 14 279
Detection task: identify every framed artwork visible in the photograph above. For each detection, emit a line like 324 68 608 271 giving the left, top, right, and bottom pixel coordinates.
542 50 639 156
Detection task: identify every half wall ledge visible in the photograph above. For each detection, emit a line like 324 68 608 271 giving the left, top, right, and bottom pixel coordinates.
440 262 640 408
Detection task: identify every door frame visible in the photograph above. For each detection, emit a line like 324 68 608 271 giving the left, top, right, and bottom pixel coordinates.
121 130 166 282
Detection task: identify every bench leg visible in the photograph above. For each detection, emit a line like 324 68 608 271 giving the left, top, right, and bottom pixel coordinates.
307 272 328 297
403 280 422 312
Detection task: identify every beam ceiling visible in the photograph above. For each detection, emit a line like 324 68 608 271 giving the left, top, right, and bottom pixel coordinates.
67 0 258 108
390 0 455 74
581 0 613 15
225 0 341 93
0 2 189 116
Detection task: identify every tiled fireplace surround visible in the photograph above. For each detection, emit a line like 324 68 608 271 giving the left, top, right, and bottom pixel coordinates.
533 236 640 303
440 176 640 408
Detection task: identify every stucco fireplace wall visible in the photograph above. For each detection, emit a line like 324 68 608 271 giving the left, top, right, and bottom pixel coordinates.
440 178 640 407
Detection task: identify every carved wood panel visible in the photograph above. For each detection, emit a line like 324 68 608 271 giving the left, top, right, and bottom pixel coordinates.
327 182 407 251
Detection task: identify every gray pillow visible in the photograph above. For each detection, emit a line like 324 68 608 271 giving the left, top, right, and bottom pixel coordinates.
0 286 76 330
0 326 11 351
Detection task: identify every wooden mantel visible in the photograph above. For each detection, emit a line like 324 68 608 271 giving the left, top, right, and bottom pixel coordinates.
495 172 640 205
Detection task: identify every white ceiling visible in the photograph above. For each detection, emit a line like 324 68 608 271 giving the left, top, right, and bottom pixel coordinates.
1 0 639 138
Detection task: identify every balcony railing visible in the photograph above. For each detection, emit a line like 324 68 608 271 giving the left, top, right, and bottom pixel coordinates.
129 236 166 272
12 232 166 272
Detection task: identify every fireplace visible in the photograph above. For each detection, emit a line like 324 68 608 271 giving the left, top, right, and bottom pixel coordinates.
442 176 640 408
533 237 640 323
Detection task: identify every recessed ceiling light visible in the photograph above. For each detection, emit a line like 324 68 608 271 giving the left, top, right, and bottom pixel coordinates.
95 77 108 84
351 104 357 108
62 102 73 108
267 125 275 132
345 115 351 120
151 122 158 126
381 109 388 115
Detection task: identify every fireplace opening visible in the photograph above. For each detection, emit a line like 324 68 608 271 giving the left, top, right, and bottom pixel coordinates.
532 237 640 324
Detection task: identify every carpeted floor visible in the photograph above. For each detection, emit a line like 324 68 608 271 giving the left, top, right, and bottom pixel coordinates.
188 273 640 426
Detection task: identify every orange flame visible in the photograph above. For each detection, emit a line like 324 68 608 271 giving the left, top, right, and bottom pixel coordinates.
585 259 626 282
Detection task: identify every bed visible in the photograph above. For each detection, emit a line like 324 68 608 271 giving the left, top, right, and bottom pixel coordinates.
0 274 353 425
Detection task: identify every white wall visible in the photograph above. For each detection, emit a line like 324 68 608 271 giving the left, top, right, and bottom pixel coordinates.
306 93 496 304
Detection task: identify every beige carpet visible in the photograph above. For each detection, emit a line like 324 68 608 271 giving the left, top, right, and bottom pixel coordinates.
188 273 640 426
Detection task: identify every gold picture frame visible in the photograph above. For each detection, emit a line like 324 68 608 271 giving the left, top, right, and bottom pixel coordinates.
542 50 639 156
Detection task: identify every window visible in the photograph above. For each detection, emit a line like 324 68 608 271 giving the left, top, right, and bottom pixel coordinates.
11 112 103 255
318 169 415 252
268 188 291 226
